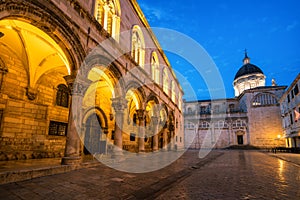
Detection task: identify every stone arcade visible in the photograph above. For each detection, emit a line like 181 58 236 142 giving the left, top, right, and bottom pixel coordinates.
0 0 184 163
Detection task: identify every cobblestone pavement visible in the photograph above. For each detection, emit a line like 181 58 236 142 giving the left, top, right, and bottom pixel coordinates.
0 150 299 200
156 150 300 200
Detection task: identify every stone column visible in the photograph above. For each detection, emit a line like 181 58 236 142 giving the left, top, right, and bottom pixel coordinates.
103 5 109 30
111 15 120 41
169 123 175 151
151 116 159 151
162 122 168 151
111 97 127 157
114 16 121 42
137 109 145 153
61 73 89 165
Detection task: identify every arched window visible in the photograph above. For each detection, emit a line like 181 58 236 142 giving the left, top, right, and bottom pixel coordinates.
178 93 182 111
163 68 169 94
56 84 69 108
171 80 176 102
151 52 160 84
94 0 121 42
131 25 145 68
252 93 278 106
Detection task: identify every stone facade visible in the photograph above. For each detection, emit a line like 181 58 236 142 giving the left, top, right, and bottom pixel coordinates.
0 0 184 162
184 54 287 149
184 98 248 149
279 73 300 147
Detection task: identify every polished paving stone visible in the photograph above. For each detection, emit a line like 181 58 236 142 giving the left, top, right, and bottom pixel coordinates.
0 150 299 200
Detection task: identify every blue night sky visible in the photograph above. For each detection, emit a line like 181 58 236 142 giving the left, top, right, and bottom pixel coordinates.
137 0 300 101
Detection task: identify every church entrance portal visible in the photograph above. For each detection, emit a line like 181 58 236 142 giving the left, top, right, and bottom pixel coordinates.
237 135 244 145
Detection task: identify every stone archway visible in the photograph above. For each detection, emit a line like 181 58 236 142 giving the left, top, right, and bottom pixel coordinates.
0 18 78 161
82 107 109 156
0 1 86 71
84 113 102 155
83 113 109 155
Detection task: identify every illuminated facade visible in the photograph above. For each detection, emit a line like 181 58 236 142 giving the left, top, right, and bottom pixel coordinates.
184 53 286 149
279 73 300 148
0 0 184 163
233 52 266 96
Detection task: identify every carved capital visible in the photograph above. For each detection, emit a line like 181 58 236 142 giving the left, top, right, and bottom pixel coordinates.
151 116 160 125
64 74 90 96
136 109 145 121
111 97 127 113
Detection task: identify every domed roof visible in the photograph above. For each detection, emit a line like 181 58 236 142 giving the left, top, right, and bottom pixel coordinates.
234 52 264 80
234 63 264 80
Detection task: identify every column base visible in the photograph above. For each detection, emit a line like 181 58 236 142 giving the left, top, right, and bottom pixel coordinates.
61 156 81 165
137 150 146 156
111 147 124 159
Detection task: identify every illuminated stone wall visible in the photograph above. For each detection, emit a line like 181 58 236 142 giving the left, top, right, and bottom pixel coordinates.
0 0 184 161
0 50 68 161
244 87 287 148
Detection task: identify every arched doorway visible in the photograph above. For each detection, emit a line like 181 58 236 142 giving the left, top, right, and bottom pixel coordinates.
83 65 120 154
84 113 106 155
236 130 245 145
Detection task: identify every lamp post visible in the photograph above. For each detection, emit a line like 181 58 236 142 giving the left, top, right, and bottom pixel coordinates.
275 134 281 153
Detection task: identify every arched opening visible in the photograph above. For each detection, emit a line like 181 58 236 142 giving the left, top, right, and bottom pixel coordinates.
171 80 176 102
84 113 103 155
145 100 157 150
151 51 160 84
163 68 169 94
0 19 72 161
123 87 143 152
252 92 278 106
94 0 121 41
83 65 118 153
236 130 245 145
159 106 168 149
0 19 70 91
131 25 145 68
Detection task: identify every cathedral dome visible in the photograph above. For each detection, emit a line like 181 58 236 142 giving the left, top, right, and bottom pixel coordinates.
234 63 264 80
233 51 266 97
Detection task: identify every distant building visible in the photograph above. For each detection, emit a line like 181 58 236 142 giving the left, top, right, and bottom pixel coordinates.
184 53 286 149
279 73 300 148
